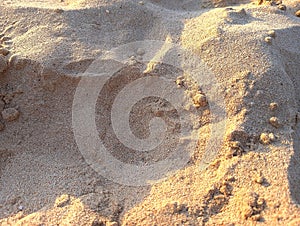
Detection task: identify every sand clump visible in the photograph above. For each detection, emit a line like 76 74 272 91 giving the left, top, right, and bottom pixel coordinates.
0 0 299 225
269 102 279 111
192 93 208 108
259 132 276 145
1 108 19 122
269 116 280 128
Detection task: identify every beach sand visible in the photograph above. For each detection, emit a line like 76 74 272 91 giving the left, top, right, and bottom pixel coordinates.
0 0 299 225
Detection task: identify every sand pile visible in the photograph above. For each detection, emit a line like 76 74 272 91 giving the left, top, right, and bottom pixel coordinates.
0 0 299 225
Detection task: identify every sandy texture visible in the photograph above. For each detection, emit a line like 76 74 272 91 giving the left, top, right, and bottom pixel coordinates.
0 0 300 225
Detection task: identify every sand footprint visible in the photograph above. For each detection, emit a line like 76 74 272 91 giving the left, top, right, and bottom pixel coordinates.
0 27 13 73
0 31 13 57
0 25 29 70
0 27 18 132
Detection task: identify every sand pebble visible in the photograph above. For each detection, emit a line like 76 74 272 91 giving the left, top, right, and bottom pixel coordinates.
105 9 110 14
267 30 276 38
2 107 20 122
193 93 207 108
264 36 272 43
254 174 264 184
268 133 275 141
138 1 144 5
228 141 244 157
0 55 8 73
260 132 275 144
269 117 280 128
18 205 24 211
269 102 278 111
175 76 184 87
229 141 242 149
296 10 300 17
54 8 64 13
0 48 10 56
277 4 286 10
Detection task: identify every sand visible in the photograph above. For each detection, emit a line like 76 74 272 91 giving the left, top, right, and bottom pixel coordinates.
0 0 299 225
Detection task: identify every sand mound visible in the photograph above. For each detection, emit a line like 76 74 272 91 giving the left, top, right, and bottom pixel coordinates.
0 0 300 225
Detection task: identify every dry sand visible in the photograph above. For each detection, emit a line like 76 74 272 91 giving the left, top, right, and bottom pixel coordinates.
0 0 300 225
